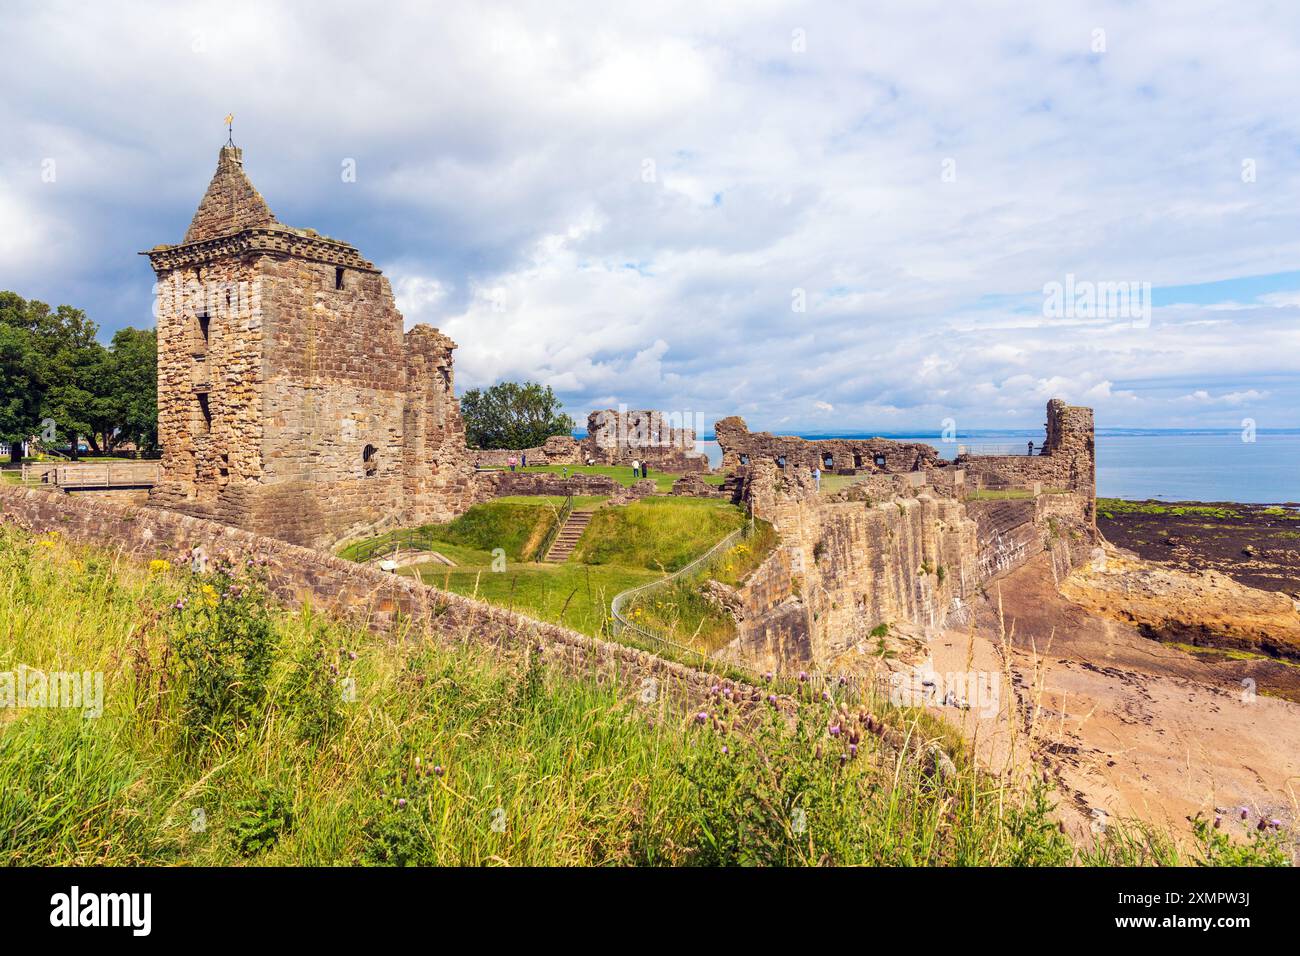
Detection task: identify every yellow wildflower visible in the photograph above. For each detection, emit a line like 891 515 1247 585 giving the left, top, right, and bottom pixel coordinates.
149 559 172 576
201 584 219 608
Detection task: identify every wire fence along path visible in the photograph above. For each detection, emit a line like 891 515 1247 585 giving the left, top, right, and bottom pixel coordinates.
610 520 754 667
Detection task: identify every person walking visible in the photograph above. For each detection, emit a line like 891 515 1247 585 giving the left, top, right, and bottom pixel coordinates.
631 458 640 480
812 465 821 491
522 453 527 468
508 454 517 472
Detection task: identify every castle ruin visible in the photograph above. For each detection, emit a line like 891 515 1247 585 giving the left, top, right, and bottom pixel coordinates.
143 145 477 549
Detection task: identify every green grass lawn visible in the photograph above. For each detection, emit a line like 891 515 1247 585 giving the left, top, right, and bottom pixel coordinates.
572 498 750 572
342 497 762 644
409 561 662 638
492 494 610 508
514 463 680 493
625 520 778 654
337 500 564 563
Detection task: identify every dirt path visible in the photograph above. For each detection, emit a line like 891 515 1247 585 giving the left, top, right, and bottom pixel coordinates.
929 553 1300 848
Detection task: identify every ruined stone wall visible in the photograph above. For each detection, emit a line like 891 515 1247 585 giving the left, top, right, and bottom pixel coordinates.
253 256 410 545
149 255 263 525
402 327 481 526
956 400 1096 521
714 416 940 475
469 435 582 469
582 409 709 472
669 474 727 498
481 471 620 498
720 454 1096 672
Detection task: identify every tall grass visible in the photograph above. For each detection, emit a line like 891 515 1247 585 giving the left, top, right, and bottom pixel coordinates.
573 499 749 571
0 525 1285 866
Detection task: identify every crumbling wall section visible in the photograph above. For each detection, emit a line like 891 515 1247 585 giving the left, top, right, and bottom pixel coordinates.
582 409 709 472
714 416 941 475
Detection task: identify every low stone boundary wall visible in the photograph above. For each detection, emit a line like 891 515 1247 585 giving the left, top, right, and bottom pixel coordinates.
670 474 727 498
0 485 769 717
482 471 620 497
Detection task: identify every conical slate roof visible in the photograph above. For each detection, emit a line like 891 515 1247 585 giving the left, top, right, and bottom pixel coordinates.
183 145 277 243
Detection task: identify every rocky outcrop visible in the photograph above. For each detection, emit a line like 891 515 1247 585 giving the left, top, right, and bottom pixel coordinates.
1061 550 1300 660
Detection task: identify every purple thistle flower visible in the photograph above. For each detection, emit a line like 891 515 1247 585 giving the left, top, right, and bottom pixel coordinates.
396 798 407 808
721 746 729 755
695 711 708 723
767 694 777 705
849 743 858 758
1240 806 1250 820
829 724 842 737
1213 816 1222 829
1270 819 1283 829
433 765 444 777
798 671 809 682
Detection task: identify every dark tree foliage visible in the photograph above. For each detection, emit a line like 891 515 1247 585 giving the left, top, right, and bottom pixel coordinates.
461 380 576 450
0 291 157 461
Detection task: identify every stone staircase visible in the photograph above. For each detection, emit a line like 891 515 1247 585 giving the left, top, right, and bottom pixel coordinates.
544 508 595 562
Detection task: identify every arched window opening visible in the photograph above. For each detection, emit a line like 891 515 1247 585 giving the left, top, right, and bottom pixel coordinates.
363 443 378 476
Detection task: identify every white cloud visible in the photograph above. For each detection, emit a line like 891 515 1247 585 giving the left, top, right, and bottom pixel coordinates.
1 0 1298 429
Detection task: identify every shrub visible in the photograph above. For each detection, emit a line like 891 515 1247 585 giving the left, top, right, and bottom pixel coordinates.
229 785 295 858
169 559 277 752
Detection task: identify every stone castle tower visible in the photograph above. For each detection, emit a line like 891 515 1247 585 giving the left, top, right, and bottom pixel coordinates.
143 145 477 549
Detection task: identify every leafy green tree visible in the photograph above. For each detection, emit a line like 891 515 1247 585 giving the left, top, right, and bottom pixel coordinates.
461 381 576 450
0 323 42 463
0 291 159 460
0 292 48 462
107 327 158 453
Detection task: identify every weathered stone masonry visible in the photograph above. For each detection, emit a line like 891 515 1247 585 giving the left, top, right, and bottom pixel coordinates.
715 416 941 474
144 146 478 550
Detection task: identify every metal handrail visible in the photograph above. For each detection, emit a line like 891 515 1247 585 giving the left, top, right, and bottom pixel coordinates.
535 492 575 562
955 443 1046 457
610 522 753 665
351 527 441 563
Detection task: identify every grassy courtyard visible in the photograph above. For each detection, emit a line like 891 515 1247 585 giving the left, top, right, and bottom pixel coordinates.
341 494 759 642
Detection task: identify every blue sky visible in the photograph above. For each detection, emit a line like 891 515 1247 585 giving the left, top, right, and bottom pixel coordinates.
2 0 1299 433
